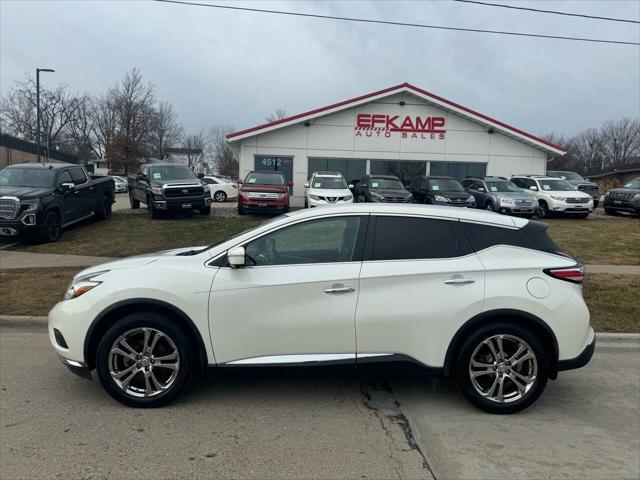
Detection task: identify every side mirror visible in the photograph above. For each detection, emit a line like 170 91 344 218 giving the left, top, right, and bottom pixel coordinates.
348 184 354 189
136 174 147 181
287 181 294 187
529 186 538 191
227 246 246 268
60 182 75 192
197 172 205 179
477 187 485 192
304 182 310 188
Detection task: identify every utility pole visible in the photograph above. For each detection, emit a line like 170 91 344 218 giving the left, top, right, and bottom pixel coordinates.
36 68 55 163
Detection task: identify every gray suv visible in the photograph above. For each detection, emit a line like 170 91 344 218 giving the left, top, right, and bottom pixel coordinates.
462 176 537 217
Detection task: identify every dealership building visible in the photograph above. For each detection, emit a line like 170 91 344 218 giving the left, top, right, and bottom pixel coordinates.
226 83 565 207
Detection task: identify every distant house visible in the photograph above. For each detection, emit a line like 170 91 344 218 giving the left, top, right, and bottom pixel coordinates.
587 160 640 190
164 148 205 173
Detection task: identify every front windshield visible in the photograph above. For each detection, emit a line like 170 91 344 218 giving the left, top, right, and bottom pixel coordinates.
0 167 55 188
548 171 584 181
538 179 575 191
245 172 285 185
486 181 522 193
623 177 640 189
429 178 464 192
148 165 197 181
311 177 348 189
370 177 404 190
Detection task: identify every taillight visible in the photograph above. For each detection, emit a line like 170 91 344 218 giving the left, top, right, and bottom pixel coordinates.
543 264 585 284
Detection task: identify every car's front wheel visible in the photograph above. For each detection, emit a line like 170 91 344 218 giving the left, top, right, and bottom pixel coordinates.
96 313 193 408
455 323 549 414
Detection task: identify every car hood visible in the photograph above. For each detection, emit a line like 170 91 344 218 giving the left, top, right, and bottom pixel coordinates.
432 190 469 199
609 187 640 194
240 184 288 193
149 180 203 188
0 185 53 199
544 190 592 198
492 192 536 201
72 246 208 278
373 188 411 197
308 188 352 197
565 179 598 187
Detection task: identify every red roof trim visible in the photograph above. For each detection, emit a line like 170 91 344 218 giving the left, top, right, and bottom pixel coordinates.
227 82 566 154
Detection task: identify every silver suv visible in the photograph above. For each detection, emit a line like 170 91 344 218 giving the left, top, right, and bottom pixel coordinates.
462 176 537 217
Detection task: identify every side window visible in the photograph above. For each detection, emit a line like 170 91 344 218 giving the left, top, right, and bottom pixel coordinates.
511 178 523 188
361 176 368 188
70 167 88 185
244 216 362 266
461 221 560 254
59 170 72 185
369 216 472 261
461 180 472 189
203 178 216 184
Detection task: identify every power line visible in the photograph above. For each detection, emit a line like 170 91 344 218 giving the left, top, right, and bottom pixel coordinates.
454 0 640 25
153 0 640 46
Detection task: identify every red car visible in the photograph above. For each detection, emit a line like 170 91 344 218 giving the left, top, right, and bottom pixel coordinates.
237 171 291 215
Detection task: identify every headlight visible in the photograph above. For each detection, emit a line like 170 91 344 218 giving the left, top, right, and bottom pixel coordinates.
550 195 566 201
371 192 384 200
277 192 288 199
434 195 449 202
633 194 640 200
151 186 163 195
467 195 475 202
343 195 353 201
63 270 109 300
21 199 40 212
498 196 514 205
605 191 611 197
309 194 322 201
406 194 413 201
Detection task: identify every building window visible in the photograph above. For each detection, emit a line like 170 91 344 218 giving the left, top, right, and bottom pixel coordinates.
308 158 366 185
430 162 486 179
254 156 293 184
370 160 427 186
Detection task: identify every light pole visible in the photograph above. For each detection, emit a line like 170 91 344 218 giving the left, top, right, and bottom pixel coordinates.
36 68 55 163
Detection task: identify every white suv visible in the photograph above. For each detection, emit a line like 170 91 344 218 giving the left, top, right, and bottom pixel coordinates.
510 176 594 218
304 171 354 207
49 205 594 413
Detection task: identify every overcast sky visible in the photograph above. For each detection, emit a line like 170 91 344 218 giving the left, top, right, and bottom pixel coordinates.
1 0 639 138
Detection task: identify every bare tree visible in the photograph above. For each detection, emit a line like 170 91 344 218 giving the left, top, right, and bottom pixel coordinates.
568 128 605 174
149 101 182 159
0 76 80 150
90 93 119 160
179 130 207 170
209 125 238 177
64 94 97 163
265 108 287 123
601 118 640 169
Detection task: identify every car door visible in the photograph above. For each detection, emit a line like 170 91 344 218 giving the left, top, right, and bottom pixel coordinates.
355 214 485 368
57 169 83 223
209 214 367 365
134 166 149 202
69 167 93 217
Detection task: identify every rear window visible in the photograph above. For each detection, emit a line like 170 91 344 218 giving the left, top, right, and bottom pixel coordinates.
461 221 564 256
368 216 472 260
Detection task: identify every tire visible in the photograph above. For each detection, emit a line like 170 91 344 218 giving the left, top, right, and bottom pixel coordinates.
199 205 211 215
213 191 227 203
454 322 549 414
148 197 161 219
484 201 496 212
129 192 140 209
537 201 551 218
40 210 61 243
96 195 112 220
605 208 619 216
304 198 308 208
95 312 194 408
283 205 290 213
238 205 247 216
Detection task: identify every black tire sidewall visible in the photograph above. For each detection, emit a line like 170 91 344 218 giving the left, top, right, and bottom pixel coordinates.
98 196 112 219
95 313 193 408
42 211 61 242
129 193 139 209
455 322 549 414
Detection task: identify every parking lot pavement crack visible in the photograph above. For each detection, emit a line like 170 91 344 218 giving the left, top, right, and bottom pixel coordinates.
359 381 436 480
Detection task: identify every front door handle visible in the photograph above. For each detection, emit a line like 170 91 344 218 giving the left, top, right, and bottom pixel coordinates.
324 285 355 295
444 276 475 285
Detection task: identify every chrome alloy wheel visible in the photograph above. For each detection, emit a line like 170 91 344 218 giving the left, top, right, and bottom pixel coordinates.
108 328 180 398
468 334 538 404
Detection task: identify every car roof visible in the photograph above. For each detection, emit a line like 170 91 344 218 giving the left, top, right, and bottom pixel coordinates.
511 175 557 180
248 170 285 175
282 204 527 228
426 176 457 180
5 162 75 170
312 171 342 177
369 174 400 179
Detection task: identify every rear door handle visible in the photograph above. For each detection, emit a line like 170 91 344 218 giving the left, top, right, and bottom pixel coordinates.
444 277 475 285
324 285 355 294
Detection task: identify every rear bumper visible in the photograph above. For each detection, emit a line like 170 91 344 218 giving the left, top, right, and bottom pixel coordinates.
558 332 596 372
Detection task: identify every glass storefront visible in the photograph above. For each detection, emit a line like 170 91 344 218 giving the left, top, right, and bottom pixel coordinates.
430 161 486 179
308 158 366 185
254 156 294 184
370 160 427 187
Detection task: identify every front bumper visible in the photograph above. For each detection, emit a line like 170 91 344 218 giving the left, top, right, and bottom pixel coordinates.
58 354 92 380
0 213 40 237
431 200 475 208
603 198 640 214
548 199 594 213
308 197 354 207
558 333 596 372
153 196 212 211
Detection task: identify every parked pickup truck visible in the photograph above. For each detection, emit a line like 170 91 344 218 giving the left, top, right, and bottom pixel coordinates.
0 162 115 242
128 163 212 218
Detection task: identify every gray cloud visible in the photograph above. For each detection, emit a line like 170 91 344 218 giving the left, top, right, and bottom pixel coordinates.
1 0 638 138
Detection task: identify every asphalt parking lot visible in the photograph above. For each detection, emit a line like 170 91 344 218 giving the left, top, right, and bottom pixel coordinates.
1 326 638 480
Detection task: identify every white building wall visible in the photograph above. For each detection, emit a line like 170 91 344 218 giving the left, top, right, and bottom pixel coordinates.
236 94 548 207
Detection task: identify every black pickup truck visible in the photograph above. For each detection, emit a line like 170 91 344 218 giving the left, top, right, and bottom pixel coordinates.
0 163 115 242
128 163 212 218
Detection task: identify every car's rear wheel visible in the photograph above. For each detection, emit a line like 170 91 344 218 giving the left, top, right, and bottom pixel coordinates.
96 195 112 220
95 313 193 408
213 191 227 202
129 192 140 209
455 323 549 414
